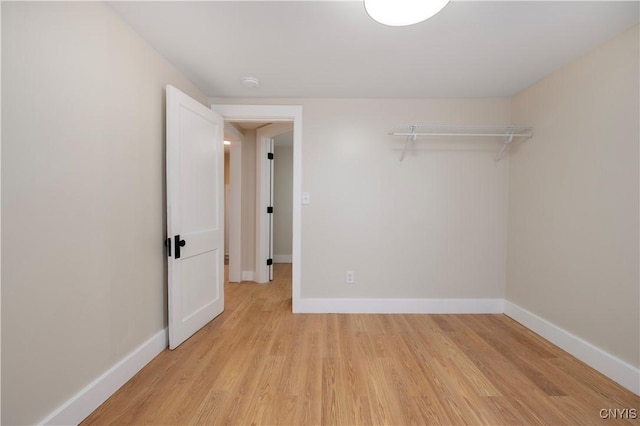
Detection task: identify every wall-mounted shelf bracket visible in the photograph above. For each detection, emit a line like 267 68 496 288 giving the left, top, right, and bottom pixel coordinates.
495 133 515 163
399 125 417 162
390 125 533 162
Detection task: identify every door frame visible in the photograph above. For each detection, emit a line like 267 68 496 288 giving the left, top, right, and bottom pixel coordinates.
211 104 302 312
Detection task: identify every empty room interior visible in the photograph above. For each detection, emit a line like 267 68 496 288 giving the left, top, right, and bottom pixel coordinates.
1 1 639 425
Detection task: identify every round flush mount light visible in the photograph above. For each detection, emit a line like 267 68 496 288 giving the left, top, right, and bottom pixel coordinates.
241 77 260 89
364 0 450 26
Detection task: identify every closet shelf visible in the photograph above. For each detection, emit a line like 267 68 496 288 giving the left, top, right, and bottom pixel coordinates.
390 125 534 162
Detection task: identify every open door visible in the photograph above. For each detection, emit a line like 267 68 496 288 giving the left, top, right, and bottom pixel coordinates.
166 85 224 350
268 137 274 281
255 123 292 283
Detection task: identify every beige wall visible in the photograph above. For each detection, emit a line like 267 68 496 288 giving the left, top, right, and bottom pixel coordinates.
241 129 257 275
508 25 639 367
1 2 207 424
273 134 294 260
224 152 230 255
302 99 511 298
224 153 230 184
211 97 512 299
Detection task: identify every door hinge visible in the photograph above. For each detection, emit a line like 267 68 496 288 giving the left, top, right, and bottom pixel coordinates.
266 258 273 266
267 152 274 160
165 238 171 257
267 206 273 214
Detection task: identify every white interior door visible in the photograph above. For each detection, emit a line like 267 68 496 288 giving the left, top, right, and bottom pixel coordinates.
166 85 224 350
255 123 292 283
268 137 274 281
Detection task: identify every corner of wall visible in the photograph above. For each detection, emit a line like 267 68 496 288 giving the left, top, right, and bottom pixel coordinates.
505 301 640 395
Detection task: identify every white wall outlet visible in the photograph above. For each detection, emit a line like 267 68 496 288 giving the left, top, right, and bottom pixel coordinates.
302 192 311 205
346 271 355 284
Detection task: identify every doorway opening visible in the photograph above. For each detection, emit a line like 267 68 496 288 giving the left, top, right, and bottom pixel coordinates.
214 104 302 313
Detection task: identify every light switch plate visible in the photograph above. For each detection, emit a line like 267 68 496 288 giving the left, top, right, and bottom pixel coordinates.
302 192 311 205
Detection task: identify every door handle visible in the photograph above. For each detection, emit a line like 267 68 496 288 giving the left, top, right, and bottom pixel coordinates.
174 235 186 259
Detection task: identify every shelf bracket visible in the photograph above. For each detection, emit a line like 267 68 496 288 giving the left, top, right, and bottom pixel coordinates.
495 132 514 163
399 125 417 162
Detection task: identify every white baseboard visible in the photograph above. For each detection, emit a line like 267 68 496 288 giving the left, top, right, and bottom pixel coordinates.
40 329 168 425
273 254 292 263
296 297 504 314
241 270 254 281
504 301 640 395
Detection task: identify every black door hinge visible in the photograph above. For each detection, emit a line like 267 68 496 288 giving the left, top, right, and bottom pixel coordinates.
267 152 274 160
266 258 273 266
165 238 171 257
267 206 274 214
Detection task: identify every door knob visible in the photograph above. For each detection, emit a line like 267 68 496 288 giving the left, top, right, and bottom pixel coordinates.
175 235 186 259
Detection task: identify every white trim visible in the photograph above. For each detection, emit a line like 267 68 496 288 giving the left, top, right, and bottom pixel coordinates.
504 301 640 395
40 329 168 425
241 270 255 282
273 254 292 263
297 298 504 314
210 104 303 312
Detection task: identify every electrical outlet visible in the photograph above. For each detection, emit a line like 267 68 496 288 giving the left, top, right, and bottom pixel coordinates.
346 271 355 284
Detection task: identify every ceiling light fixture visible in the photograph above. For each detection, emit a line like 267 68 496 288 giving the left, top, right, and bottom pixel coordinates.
364 0 450 26
224 140 231 145
241 77 260 89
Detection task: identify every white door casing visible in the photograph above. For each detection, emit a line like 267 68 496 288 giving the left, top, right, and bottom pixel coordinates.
167 85 224 350
209 104 302 311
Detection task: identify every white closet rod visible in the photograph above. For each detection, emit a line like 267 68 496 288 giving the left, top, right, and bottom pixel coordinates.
391 132 533 137
390 125 533 162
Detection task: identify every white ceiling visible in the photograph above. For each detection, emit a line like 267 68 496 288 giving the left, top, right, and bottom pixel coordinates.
109 1 639 99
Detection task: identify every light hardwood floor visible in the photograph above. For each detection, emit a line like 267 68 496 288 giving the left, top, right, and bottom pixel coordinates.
83 264 639 425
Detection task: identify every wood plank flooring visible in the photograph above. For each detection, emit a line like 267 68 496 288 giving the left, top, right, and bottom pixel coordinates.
82 264 639 425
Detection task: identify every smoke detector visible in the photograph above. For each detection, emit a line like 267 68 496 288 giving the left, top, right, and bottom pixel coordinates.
241 77 260 89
